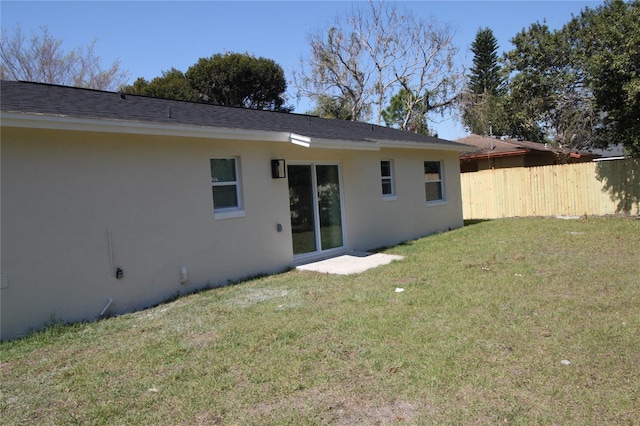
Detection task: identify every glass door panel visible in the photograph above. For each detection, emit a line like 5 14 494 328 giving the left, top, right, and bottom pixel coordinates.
288 165 317 255
316 165 343 250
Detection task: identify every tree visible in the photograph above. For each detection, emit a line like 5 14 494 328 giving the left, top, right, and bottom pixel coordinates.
307 95 354 120
185 52 290 111
381 88 430 135
503 21 597 146
501 0 639 155
572 0 640 155
123 52 291 112
468 27 503 96
461 27 508 136
0 25 128 90
294 0 461 127
295 26 370 121
461 91 509 137
122 68 197 101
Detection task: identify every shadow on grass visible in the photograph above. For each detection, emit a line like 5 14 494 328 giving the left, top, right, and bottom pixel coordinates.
596 158 640 215
464 219 492 227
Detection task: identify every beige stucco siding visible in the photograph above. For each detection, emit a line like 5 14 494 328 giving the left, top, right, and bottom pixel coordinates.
1 126 463 340
340 149 463 250
1 128 291 339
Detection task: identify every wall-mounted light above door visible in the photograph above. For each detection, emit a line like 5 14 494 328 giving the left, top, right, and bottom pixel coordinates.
271 159 286 178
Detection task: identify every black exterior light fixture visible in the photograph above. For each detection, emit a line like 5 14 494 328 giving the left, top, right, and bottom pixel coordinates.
271 159 286 178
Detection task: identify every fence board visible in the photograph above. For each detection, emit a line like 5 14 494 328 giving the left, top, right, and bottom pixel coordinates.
460 159 640 219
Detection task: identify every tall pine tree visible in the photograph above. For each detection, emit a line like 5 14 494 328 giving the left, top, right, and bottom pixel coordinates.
462 27 508 136
469 28 503 96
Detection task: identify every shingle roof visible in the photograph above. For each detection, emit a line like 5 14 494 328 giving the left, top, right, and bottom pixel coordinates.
457 134 532 157
457 134 598 159
1 80 466 150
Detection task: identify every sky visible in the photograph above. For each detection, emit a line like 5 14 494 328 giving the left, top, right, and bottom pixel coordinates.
1 0 601 140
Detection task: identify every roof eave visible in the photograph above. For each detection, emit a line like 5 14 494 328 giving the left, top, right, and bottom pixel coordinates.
460 149 531 160
0 112 292 142
2 111 465 152
303 137 379 151
301 138 466 152
375 138 469 152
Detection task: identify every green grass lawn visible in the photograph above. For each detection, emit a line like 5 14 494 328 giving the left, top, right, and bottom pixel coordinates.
2 217 639 425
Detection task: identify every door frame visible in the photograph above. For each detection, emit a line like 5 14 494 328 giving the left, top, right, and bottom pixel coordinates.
287 161 347 261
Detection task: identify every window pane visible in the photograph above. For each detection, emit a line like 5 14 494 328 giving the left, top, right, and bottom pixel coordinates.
316 165 343 250
424 161 441 180
380 160 391 177
212 185 238 209
288 165 317 255
211 159 236 182
382 179 392 195
425 182 443 202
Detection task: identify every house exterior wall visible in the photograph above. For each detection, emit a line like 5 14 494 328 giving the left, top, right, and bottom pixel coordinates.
1 126 463 340
460 155 527 173
523 152 559 167
477 155 525 171
341 148 463 250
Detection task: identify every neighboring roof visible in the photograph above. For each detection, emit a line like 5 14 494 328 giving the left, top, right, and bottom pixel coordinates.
1 80 467 151
457 134 599 160
457 134 530 159
583 144 627 158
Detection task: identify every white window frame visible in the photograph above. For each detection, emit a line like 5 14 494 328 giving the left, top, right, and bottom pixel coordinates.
424 160 446 205
380 159 396 200
211 157 245 219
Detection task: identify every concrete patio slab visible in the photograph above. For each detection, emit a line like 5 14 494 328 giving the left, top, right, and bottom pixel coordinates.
296 251 404 275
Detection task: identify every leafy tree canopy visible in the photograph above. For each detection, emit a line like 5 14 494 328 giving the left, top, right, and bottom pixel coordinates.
462 93 510 138
502 0 639 155
124 68 197 101
573 0 640 155
124 52 291 112
503 21 575 143
307 95 354 120
185 52 290 111
381 89 431 135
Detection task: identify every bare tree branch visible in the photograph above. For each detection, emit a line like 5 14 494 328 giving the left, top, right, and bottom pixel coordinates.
1 25 129 90
294 0 462 128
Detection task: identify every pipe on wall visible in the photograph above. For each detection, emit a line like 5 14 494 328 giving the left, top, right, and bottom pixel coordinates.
100 298 113 316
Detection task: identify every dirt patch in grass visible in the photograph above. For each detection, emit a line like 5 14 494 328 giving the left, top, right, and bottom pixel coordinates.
326 397 420 425
187 330 220 348
249 385 424 425
224 287 298 308
189 411 226 425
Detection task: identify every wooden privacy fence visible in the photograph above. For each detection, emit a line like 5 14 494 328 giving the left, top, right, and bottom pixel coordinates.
460 159 640 219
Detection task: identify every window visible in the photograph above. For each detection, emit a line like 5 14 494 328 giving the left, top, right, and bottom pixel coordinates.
380 160 395 198
211 158 244 218
424 161 445 203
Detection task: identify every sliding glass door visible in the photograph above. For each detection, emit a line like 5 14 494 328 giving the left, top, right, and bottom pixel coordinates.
288 164 344 256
